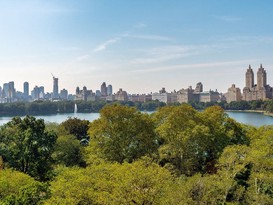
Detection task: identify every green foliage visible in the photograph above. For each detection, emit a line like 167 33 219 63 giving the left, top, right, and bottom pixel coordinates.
0 169 49 204
46 159 177 205
52 135 85 167
153 105 248 175
0 116 57 181
88 105 159 163
60 117 90 140
242 126 273 204
0 104 273 204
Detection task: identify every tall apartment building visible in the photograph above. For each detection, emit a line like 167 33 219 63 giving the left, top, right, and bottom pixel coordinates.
115 88 128 101
242 65 273 101
107 84 113 96
177 82 220 103
152 88 177 103
177 86 195 103
101 82 107 96
60 89 68 100
23 82 29 98
52 76 59 99
75 86 95 101
31 86 44 100
225 84 242 103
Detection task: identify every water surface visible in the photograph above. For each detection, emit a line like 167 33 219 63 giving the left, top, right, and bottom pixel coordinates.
0 111 272 127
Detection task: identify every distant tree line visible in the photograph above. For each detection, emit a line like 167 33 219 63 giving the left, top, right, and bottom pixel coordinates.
1 99 273 116
189 99 273 113
0 100 166 116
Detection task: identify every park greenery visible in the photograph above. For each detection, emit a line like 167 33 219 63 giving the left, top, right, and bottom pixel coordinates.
1 98 273 116
0 104 273 204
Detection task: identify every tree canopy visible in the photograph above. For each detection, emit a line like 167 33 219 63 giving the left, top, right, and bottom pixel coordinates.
0 104 273 204
88 104 159 163
0 115 57 181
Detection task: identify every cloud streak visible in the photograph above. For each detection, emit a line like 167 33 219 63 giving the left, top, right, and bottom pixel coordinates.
129 45 219 65
92 22 173 53
132 60 254 73
75 54 90 62
126 34 172 41
215 15 242 22
93 38 120 52
134 23 147 29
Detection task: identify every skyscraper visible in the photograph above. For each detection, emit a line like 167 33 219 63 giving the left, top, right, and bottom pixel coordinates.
245 65 254 88
8 81 15 102
2 83 9 98
60 89 68 100
257 64 266 89
101 82 107 96
23 82 29 97
52 75 59 99
243 64 272 101
107 84 113 95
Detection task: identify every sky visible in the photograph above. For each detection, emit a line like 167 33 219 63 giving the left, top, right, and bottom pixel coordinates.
1 0 273 94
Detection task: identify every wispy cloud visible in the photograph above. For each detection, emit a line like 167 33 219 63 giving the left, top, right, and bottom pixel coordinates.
216 35 273 45
93 33 172 53
134 23 147 29
92 21 174 53
93 38 120 52
132 60 254 73
215 15 242 22
75 54 90 62
126 34 172 41
130 45 210 65
38 8 81 14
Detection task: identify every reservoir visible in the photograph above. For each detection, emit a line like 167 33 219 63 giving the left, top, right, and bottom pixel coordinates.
225 111 273 127
0 111 272 127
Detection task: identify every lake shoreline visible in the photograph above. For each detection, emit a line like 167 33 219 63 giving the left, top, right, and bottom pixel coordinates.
226 109 273 117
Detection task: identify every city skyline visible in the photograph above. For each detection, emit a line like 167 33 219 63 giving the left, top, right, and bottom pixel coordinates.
1 1 273 94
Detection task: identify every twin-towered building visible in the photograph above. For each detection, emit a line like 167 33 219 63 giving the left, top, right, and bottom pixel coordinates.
242 64 273 101
225 64 273 103
151 64 273 104
2 65 270 104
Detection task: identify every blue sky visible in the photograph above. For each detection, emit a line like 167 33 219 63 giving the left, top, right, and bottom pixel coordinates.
1 0 273 94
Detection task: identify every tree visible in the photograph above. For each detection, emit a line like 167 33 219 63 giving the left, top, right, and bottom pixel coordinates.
52 135 85 167
153 104 207 175
244 126 273 204
153 105 248 175
88 105 158 163
60 117 90 140
0 116 57 181
46 159 179 205
0 169 49 204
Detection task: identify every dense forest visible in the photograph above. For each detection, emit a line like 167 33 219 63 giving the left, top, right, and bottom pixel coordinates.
0 104 273 204
1 99 273 116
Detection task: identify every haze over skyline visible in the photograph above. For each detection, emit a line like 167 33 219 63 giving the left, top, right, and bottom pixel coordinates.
1 0 273 94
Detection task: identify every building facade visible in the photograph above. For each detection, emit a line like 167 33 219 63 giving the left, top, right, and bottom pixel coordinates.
242 65 273 101
115 88 128 101
101 82 107 96
23 82 29 98
152 88 177 103
225 84 242 103
177 86 195 103
75 86 95 101
177 82 220 103
52 76 59 99
107 85 113 96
